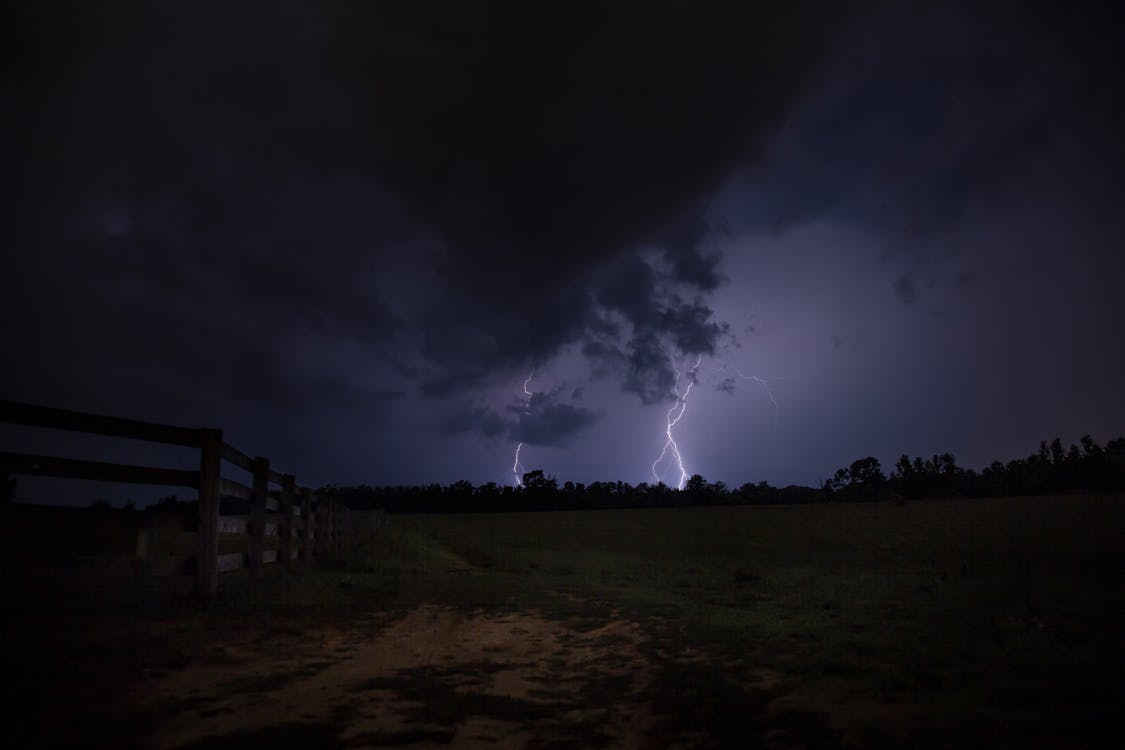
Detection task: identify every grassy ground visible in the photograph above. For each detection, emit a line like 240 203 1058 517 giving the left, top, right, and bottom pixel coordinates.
2 495 1123 748
375 496 1125 746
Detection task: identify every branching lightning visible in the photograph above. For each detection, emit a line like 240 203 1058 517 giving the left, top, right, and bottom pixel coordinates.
651 354 702 490
720 364 782 433
512 373 534 487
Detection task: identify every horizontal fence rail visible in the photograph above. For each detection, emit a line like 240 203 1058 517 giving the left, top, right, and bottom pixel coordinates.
0 400 205 447
0 399 375 597
0 451 200 488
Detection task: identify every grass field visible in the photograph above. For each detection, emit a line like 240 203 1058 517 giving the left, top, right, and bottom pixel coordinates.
3 495 1123 748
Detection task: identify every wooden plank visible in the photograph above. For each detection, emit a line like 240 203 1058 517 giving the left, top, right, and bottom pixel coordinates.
335 503 342 554
220 442 254 471
301 488 313 564
318 499 330 555
317 498 325 555
262 549 278 564
267 468 285 485
219 515 248 535
0 451 199 488
220 478 252 500
217 552 244 573
334 502 341 553
250 456 268 579
280 474 295 567
0 399 205 447
196 429 223 598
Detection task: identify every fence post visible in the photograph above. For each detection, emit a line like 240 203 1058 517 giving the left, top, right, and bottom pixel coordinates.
135 526 156 567
335 501 341 553
337 505 346 552
250 456 268 579
338 504 345 552
301 488 313 564
338 504 345 553
315 495 325 557
196 428 222 599
333 501 341 554
280 474 295 566
318 494 328 558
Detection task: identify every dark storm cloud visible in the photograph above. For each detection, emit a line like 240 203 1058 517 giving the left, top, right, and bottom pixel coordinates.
596 254 661 330
441 387 601 448
733 1 1125 265
510 402 602 448
660 217 728 292
4 1 864 410
701 0 1125 488
589 233 733 404
580 340 627 380
3 1 889 489
893 276 917 306
323 1 860 261
659 297 731 356
622 333 676 405
438 406 509 441
358 0 863 393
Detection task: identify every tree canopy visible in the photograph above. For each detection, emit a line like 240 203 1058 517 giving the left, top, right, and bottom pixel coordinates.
319 435 1125 513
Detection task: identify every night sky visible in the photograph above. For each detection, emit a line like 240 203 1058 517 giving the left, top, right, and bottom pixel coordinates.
4 1 1124 499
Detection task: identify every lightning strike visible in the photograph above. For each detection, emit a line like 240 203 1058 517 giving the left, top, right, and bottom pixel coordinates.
651 354 702 490
512 373 534 487
512 442 525 487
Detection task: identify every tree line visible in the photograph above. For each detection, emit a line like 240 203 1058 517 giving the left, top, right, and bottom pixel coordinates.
319 434 1125 513
824 435 1125 502
319 471 824 514
3 434 1121 512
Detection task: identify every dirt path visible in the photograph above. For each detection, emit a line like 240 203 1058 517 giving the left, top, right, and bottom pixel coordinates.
141 605 668 749
135 600 914 749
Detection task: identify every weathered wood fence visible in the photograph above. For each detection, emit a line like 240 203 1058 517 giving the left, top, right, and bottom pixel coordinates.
0 399 364 597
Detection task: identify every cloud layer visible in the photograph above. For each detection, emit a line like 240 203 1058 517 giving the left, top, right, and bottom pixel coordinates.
3 1 861 416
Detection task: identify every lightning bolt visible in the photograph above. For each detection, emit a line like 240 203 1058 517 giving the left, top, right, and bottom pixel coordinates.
512 373 534 487
512 442 525 487
651 354 702 490
720 364 782 432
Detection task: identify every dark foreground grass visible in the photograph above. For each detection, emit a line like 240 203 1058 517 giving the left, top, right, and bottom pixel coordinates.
3 495 1123 747
383 496 1125 746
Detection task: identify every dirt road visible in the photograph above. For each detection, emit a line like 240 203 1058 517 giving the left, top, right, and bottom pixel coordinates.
136 604 808 749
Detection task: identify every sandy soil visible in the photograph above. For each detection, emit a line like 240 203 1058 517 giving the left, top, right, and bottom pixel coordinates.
140 605 672 749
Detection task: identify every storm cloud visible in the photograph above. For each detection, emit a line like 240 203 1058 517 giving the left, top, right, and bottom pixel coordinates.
3 0 860 410
4 1 1123 494
441 386 601 449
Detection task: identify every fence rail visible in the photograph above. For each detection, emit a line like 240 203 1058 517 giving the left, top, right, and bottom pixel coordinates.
0 399 370 598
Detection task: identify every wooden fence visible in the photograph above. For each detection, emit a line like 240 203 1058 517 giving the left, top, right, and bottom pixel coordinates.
0 399 367 597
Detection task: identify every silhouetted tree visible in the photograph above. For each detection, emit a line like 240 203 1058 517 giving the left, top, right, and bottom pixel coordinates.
521 469 557 492
824 457 885 500
317 432 1125 513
